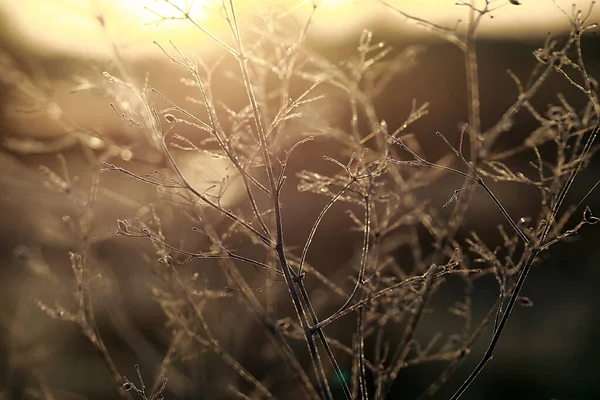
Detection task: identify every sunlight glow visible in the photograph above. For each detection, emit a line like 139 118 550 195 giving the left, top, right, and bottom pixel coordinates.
0 0 597 58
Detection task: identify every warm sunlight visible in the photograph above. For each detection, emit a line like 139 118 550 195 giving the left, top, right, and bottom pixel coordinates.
1 1 599 399
1 0 598 58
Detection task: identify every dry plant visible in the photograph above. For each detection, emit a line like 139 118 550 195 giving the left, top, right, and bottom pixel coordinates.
11 0 600 399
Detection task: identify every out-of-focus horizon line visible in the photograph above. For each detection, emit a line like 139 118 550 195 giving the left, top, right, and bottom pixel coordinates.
0 0 597 59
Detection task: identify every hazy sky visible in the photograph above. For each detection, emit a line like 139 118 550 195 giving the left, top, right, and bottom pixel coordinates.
1 0 597 58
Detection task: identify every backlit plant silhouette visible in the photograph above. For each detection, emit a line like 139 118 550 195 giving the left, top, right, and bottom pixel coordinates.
23 0 600 399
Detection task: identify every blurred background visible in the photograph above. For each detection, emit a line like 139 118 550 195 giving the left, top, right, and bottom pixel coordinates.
1 0 599 399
